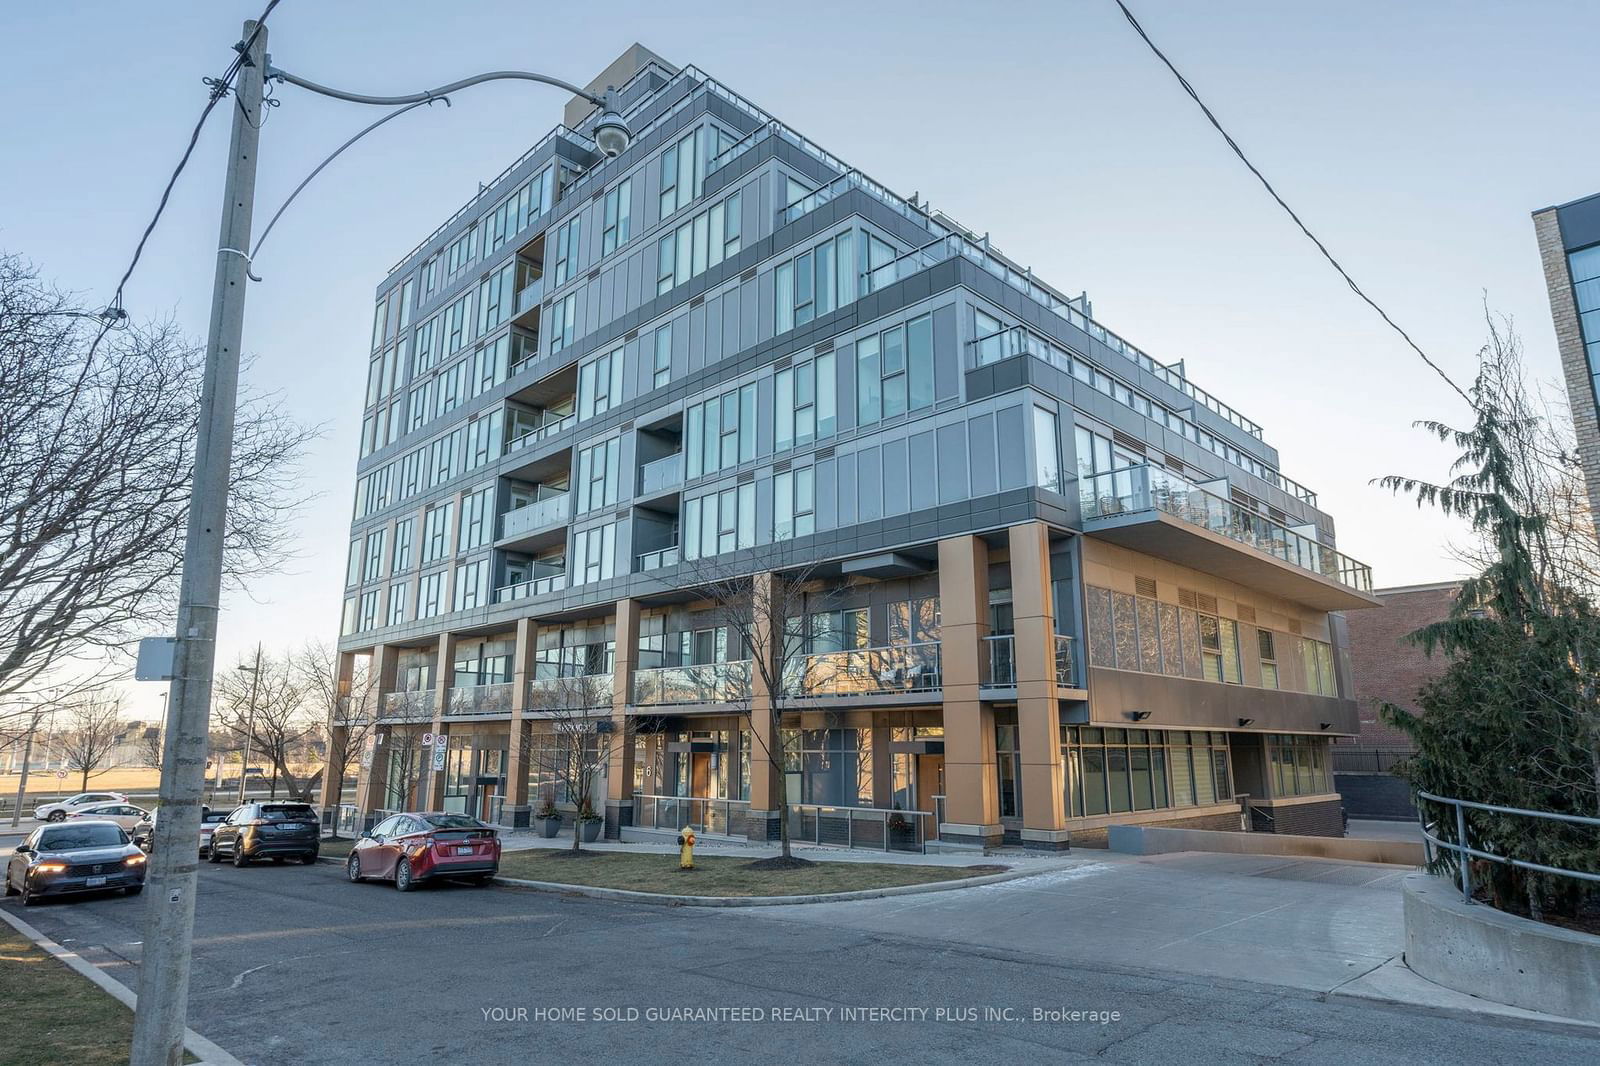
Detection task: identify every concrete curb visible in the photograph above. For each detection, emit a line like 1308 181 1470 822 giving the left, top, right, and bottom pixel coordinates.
489 864 1043 906
0 905 244 1066
1328 956 1600 1038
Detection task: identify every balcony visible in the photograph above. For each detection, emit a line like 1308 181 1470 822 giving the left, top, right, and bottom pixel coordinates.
446 682 513 716
493 571 567 604
515 277 543 317
526 673 615 713
499 493 570 541
505 412 575 455
632 661 752 706
637 546 679 572
639 452 684 495
1079 465 1378 612
984 634 1077 688
381 690 436 719
789 642 942 699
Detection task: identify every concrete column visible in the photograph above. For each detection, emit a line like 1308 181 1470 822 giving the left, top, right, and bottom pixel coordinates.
1010 521 1069 850
745 571 782 843
317 650 359 816
605 598 640 837
937 534 1001 848
422 633 458 809
502 617 536 827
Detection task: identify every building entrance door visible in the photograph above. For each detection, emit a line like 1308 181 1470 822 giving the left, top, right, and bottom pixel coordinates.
915 754 945 833
467 746 506 824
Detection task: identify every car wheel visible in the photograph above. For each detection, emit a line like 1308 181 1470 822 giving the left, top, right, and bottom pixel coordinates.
232 846 250 868
208 843 224 863
47 810 65 822
394 858 415 892
3 873 14 897
346 854 363 883
300 853 318 866
124 885 143 897
19 880 35 906
471 874 494 886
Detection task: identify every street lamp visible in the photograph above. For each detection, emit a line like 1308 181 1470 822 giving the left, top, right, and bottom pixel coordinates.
236 645 262 805
134 22 636 1063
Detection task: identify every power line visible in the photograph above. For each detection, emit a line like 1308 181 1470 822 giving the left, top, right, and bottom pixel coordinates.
1111 0 1472 407
94 0 282 343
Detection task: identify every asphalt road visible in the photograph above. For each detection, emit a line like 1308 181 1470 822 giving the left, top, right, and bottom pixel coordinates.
5 861 1597 1065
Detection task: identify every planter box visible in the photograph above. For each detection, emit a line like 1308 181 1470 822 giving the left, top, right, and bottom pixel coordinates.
580 819 602 843
537 817 562 839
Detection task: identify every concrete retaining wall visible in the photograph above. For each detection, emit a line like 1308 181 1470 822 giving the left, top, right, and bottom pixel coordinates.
1107 824 1425 866
1403 873 1600 1023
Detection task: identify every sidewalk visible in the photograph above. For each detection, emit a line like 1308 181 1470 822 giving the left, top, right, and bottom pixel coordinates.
493 829 1081 869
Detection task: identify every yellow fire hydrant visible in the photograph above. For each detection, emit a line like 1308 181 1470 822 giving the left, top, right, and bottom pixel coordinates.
677 828 696 869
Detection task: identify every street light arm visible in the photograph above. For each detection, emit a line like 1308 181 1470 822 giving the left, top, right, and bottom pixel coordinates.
267 65 606 108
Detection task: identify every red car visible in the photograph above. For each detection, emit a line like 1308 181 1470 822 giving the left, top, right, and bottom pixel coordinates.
345 812 501 891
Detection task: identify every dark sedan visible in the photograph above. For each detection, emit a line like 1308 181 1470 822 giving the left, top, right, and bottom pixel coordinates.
207 802 320 867
4 821 147 905
346 812 500 891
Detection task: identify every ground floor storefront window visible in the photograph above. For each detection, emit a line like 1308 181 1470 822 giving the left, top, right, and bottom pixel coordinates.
1061 727 1232 818
1266 733 1333 796
782 727 872 806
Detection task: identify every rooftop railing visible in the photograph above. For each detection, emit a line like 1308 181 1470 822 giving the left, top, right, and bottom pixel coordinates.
1079 464 1372 592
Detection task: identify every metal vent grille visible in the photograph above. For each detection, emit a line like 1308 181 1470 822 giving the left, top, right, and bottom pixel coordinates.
815 339 834 354
1196 593 1219 614
1237 604 1257 623
587 267 600 282
737 470 755 484
740 266 758 282
624 329 640 342
614 507 630 520
689 295 705 309
1135 577 1157 599
815 446 835 461
773 459 792 474
1164 455 1185 472
1268 506 1286 524
1178 588 1198 609
774 355 793 371
1231 489 1256 510
1112 431 1146 454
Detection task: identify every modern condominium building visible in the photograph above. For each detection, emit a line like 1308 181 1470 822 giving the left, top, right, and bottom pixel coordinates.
327 45 1378 850
1534 191 1600 525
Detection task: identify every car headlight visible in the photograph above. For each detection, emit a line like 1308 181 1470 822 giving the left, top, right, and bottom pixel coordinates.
125 854 147 866
34 863 67 874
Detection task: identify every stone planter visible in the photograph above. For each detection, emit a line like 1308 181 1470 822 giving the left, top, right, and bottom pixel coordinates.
537 816 562 839
580 819 602 843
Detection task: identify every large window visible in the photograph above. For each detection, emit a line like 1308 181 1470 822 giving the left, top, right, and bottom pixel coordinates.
1033 406 1061 492
441 291 473 356
443 228 477 279
781 728 873 807
476 261 515 335
652 326 672 389
573 522 616 585
775 231 854 333
387 581 408 626
654 191 741 296
855 313 933 424
421 502 454 564
549 293 577 355
683 482 756 560
1266 734 1333 797
578 348 625 420
457 486 493 553
773 467 814 541
658 127 705 218
452 558 490 612
552 215 581 286
1063 727 1230 816
774 352 836 452
685 382 757 480
602 177 632 255
575 437 621 513
417 570 446 619
391 518 414 574
362 529 386 583
1568 244 1600 401
480 165 553 253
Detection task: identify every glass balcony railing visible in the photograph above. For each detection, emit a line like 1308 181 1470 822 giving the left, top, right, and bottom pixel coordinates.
493 571 567 604
639 452 683 494
983 634 1076 687
506 412 574 454
789 642 942 698
526 673 614 712
446 682 513 716
499 493 570 539
632 661 752 706
1080 464 1373 593
515 277 543 316
637 546 679 572
381 690 436 719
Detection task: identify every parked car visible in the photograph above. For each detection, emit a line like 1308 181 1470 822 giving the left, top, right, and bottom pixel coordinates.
207 802 320 867
66 802 149 831
346 812 500 891
32 792 128 823
132 807 232 855
4 820 147 905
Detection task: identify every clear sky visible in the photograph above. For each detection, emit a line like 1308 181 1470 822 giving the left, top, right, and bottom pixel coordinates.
3 1 1597 722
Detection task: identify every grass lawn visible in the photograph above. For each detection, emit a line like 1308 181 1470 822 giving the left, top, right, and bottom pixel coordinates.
494 849 1001 896
318 837 355 859
0 921 195 1066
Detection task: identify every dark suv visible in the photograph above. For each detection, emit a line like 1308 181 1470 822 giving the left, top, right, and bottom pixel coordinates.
208 802 320 867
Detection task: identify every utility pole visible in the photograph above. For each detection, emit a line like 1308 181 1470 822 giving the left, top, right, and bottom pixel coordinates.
237 644 262 805
131 20 266 1066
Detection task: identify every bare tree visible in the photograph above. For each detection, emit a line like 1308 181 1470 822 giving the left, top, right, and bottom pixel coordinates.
375 697 432 814
295 642 376 836
684 548 848 864
58 693 122 791
213 651 317 801
138 722 164 770
528 673 622 852
0 253 311 713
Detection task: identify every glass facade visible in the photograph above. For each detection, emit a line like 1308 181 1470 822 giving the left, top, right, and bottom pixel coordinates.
1570 244 1600 406
1061 727 1232 817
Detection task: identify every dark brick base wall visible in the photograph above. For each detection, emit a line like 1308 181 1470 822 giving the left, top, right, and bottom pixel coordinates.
1252 798 1344 837
1069 810 1243 849
1333 773 1417 821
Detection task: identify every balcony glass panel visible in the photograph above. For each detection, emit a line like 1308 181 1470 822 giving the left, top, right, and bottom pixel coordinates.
791 642 942 698
499 493 570 539
636 546 679 572
493 571 567 604
446 682 512 716
640 452 684 494
381 690 436 718
1079 464 1372 592
525 673 614 712
632 661 752 705
506 412 575 454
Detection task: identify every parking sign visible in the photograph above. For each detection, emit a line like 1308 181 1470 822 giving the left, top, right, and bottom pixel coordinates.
421 731 434 747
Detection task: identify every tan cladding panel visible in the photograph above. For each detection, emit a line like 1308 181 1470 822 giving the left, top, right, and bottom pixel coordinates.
1080 539 1333 643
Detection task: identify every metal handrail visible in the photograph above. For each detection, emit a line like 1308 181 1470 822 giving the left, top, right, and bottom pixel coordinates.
634 793 750 838
785 802 936 853
1414 790 1600 904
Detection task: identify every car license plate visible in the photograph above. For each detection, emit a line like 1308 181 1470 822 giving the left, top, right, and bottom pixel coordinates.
86 876 106 887
278 824 305 831
455 846 473 856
